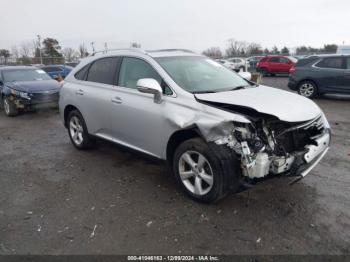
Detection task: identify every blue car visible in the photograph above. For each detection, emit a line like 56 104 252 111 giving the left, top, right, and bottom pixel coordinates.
0 66 61 116
41 64 73 80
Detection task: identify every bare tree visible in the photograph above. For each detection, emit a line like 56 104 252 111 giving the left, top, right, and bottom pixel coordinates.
225 39 247 57
20 41 33 57
202 47 222 59
78 43 89 58
62 47 78 62
11 45 20 60
246 42 263 56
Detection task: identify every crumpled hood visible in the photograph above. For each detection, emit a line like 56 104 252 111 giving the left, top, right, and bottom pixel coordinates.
195 85 321 122
5 80 61 93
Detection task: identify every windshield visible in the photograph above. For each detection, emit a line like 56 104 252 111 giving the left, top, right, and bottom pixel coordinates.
3 69 52 82
155 56 251 93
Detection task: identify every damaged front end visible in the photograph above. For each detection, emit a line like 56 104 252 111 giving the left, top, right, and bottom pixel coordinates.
214 113 331 180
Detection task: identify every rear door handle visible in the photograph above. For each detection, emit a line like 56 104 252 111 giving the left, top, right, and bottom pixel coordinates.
76 89 84 95
111 96 122 104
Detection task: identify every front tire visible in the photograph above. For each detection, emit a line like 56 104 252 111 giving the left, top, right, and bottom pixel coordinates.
260 68 269 77
298 80 318 98
3 97 18 117
67 110 96 150
173 138 240 203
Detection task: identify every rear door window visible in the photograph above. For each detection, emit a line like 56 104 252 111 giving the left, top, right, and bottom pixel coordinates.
86 57 121 85
269 57 280 63
279 57 290 64
316 57 344 69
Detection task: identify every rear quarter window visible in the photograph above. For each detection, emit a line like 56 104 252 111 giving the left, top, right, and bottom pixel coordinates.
316 57 343 69
74 64 90 80
295 58 319 67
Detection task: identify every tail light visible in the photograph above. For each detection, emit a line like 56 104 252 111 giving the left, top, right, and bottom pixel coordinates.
289 66 296 75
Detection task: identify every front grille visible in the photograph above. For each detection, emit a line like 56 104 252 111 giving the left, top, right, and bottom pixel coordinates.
302 114 325 133
30 91 59 103
273 115 325 154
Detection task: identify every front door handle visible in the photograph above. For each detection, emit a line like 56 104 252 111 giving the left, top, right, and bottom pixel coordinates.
76 89 84 95
111 96 122 104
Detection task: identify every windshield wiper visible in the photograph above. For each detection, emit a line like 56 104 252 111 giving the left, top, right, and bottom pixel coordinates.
192 90 217 94
226 84 257 91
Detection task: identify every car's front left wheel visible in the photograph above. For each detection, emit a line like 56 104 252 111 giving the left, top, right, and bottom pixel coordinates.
3 97 18 117
67 110 96 150
173 138 240 203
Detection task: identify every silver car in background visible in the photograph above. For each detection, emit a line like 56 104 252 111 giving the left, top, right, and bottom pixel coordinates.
59 49 330 203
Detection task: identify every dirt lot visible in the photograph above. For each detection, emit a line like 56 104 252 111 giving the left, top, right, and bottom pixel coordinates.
0 77 349 255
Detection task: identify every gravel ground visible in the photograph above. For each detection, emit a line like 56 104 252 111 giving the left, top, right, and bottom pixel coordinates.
0 77 349 255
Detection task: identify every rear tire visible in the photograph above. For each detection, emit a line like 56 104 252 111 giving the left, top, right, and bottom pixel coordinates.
3 97 18 117
173 138 241 203
67 110 96 150
298 80 318 98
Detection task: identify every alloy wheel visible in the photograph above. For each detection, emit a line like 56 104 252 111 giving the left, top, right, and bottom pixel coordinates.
299 83 315 97
4 99 10 115
69 116 84 145
178 151 214 196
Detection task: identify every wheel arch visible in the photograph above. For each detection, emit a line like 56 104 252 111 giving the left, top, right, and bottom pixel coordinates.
166 127 202 164
63 104 79 128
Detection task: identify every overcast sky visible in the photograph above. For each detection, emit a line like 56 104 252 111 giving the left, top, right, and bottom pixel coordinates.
0 0 349 53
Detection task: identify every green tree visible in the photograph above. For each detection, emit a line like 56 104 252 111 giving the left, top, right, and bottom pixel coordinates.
323 44 337 54
271 46 279 54
296 46 308 55
281 46 290 55
42 38 62 63
0 49 11 64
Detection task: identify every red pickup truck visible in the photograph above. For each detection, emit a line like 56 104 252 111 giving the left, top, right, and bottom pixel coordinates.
257 55 297 76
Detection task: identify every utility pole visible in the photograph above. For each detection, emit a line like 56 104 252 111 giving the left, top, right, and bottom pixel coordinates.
104 42 108 53
37 35 43 65
90 42 95 54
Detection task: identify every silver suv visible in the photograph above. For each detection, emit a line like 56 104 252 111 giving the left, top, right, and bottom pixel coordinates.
59 49 331 203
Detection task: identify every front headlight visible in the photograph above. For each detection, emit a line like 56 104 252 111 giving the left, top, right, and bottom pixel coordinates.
10 89 30 99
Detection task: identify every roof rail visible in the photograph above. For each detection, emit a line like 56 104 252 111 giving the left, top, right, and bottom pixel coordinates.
92 48 146 56
147 49 195 53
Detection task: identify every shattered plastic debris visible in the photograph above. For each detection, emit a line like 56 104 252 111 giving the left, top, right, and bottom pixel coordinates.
146 221 153 227
90 224 97 238
256 237 261 243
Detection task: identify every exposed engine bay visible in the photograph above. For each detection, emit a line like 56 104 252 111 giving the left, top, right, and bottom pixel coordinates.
214 113 330 179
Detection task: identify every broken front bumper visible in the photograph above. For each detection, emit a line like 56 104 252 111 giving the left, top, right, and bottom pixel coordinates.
10 92 59 110
298 129 331 178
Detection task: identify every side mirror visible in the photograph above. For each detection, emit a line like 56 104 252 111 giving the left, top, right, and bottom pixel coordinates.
137 78 163 104
238 71 252 81
0 80 3 86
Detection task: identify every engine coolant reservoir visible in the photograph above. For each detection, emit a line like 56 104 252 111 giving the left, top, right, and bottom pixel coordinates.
248 153 270 178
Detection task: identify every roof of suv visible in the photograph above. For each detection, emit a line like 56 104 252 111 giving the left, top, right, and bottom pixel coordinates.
92 48 201 59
